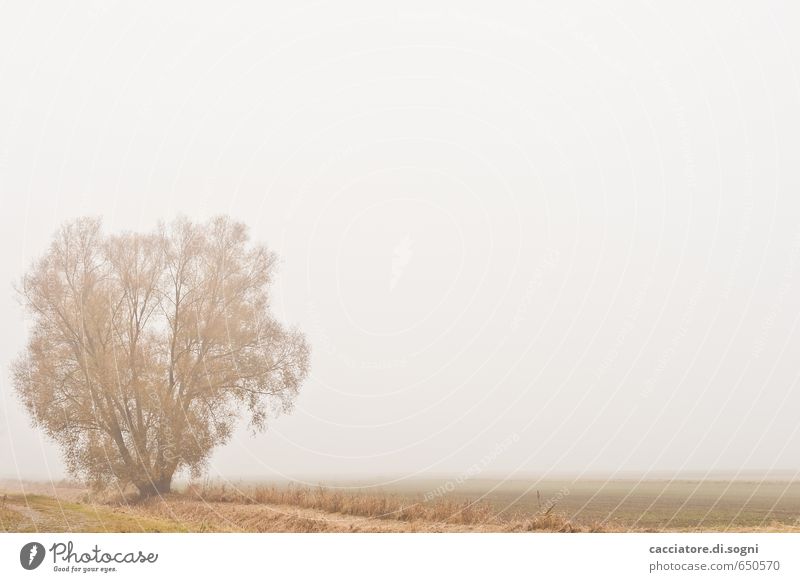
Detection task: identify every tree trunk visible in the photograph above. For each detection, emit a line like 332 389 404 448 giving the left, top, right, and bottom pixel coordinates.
136 476 173 499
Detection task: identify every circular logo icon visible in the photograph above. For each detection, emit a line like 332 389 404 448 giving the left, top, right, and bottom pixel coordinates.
20 542 46 570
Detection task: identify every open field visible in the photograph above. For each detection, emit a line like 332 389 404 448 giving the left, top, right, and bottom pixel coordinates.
384 478 800 531
1 478 799 532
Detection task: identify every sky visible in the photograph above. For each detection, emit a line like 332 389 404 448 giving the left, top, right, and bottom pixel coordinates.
1 1 800 485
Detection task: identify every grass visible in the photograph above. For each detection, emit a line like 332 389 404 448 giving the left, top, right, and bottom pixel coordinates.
179 481 591 531
175 478 800 532
0 496 24 532
0 492 187 533
404 479 800 531
2 478 799 532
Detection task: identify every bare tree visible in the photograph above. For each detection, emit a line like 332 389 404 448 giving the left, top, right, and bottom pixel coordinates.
13 216 310 497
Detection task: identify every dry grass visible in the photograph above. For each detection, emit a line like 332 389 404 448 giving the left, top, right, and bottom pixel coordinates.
177 481 595 532
9 478 796 532
0 492 187 533
0 494 25 532
135 496 411 532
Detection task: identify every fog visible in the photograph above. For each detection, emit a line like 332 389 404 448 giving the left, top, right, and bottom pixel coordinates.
2 1 800 485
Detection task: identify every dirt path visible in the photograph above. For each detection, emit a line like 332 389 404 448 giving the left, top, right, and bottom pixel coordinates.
4 490 493 532
136 497 508 532
0 491 186 533
6 503 47 528
3 496 93 532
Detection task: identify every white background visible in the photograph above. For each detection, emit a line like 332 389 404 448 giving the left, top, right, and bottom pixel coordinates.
1 533 798 581
1 1 800 489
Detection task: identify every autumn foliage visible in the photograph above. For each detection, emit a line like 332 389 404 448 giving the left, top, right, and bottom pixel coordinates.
13 217 309 497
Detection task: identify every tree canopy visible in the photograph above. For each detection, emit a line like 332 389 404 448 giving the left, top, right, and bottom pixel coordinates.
13 216 309 497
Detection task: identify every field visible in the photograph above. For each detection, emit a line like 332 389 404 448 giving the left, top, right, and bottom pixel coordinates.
396 478 800 531
1 478 799 533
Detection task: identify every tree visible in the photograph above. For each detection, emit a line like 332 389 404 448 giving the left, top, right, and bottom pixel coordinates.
13 216 310 497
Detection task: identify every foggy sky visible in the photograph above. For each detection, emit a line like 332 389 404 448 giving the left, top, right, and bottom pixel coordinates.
2 1 800 484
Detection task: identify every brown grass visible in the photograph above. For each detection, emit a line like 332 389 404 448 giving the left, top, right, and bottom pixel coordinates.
6 478 800 532
177 482 597 532
0 494 24 532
